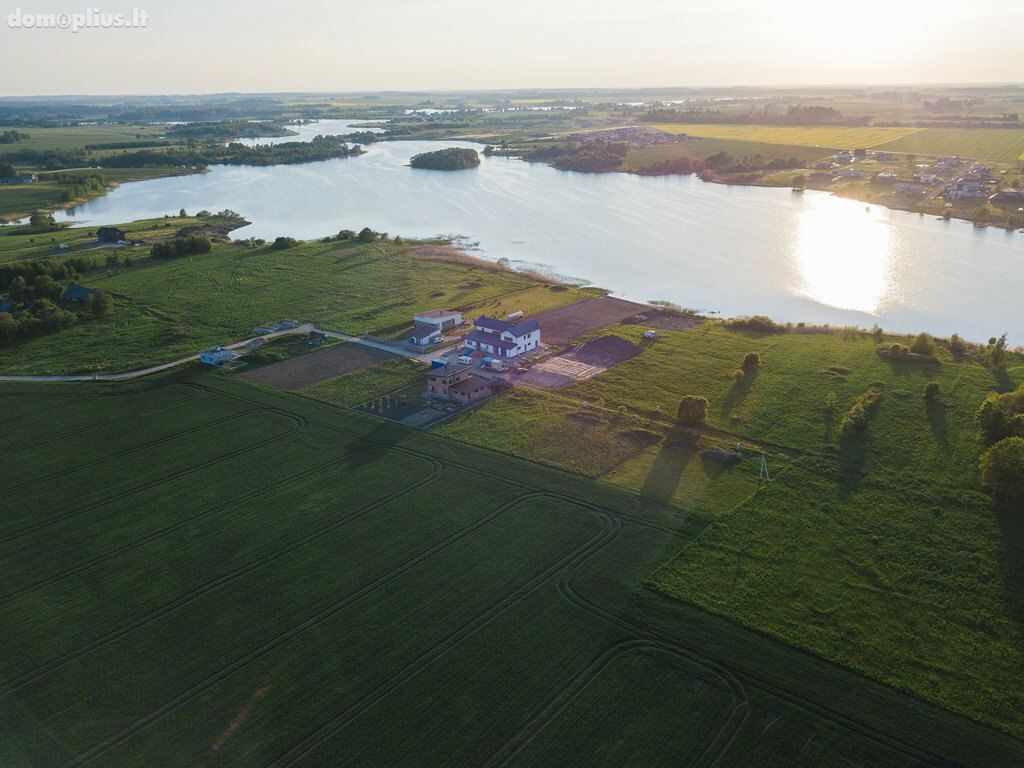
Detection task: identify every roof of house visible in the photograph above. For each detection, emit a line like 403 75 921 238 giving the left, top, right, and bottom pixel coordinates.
96 226 125 237
414 309 461 320
63 284 95 301
411 324 442 339
427 363 470 378
474 316 540 338
451 375 490 395
465 329 518 351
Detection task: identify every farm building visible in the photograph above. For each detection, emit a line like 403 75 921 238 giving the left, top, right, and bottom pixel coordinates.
425 363 492 403
96 227 126 243
464 316 540 358
63 284 96 302
409 325 443 346
413 309 462 331
199 346 233 365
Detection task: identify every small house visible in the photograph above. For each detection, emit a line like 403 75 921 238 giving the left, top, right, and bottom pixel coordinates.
413 309 463 331
63 283 96 303
425 363 491 403
894 180 925 194
199 346 233 365
96 227 126 243
409 325 444 346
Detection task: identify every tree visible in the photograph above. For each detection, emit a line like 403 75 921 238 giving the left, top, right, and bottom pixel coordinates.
741 352 760 369
84 288 112 318
980 437 1024 498
924 381 940 399
949 333 966 358
179 208 187 217
911 332 934 355
357 227 377 243
676 395 708 425
0 312 15 345
29 212 55 231
871 324 884 343
8 275 30 303
988 333 1008 367
32 274 61 302
792 173 807 188
977 385 1024 445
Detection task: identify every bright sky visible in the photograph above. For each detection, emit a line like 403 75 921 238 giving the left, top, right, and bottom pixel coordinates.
2 0 1022 95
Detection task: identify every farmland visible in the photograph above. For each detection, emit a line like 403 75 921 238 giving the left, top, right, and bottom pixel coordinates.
644 124 923 149
873 127 1024 161
2 370 1021 766
433 321 1024 738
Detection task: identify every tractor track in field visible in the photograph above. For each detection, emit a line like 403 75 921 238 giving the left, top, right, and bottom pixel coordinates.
481 639 741 768
557 572 967 768
61 490 560 767
270 496 621 768
1 451 442 697
0 384 203 458
0 444 433 606
0 408 306 546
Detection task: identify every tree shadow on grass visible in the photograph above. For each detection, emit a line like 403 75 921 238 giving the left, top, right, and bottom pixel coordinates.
836 429 870 499
925 397 949 448
995 497 1024 651
343 418 412 471
720 368 758 421
640 428 697 503
992 367 1014 394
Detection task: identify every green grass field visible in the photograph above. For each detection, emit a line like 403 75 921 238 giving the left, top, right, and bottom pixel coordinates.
644 124 923 149
0 235 591 375
0 123 172 153
873 128 1024 161
430 322 1024 738
2 370 1021 766
621 139 828 171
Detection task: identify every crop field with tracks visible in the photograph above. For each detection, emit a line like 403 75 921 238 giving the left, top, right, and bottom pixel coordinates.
1 370 1021 766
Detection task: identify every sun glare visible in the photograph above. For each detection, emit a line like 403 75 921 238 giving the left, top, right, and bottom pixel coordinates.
791 196 893 314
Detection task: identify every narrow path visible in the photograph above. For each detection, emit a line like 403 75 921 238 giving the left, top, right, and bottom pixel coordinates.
0 324 459 383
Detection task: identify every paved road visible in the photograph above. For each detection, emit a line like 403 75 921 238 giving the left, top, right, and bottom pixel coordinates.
0 324 457 383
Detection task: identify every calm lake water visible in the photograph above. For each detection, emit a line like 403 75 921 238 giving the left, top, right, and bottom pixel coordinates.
47 122 1024 343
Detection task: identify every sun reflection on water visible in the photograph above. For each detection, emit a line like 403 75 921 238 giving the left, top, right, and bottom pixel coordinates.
792 195 894 314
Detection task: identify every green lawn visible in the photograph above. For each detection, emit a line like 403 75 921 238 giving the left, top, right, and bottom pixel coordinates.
1 371 1020 766
430 321 1024 739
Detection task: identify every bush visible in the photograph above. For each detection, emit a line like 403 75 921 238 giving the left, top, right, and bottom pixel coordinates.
151 234 211 258
676 395 708 425
949 333 966 358
271 236 299 250
724 315 786 333
911 332 935 355
980 437 1024 497
742 352 760 369
977 386 1024 445
357 227 377 243
839 388 883 438
924 381 940 399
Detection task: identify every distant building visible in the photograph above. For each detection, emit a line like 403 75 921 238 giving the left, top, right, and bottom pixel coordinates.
834 152 853 163
464 316 540 358
425 363 491 402
413 309 463 331
808 172 836 184
63 283 96 302
894 180 926 194
872 172 898 184
989 189 1024 204
873 152 894 162
199 346 233 365
96 227 126 243
947 178 987 199
836 168 865 178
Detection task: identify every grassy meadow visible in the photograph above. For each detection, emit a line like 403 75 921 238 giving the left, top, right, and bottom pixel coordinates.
1 370 1020 766
430 320 1024 738
0 233 591 375
644 124 923 149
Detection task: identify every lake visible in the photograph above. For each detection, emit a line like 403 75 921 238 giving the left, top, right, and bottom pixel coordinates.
47 122 1024 343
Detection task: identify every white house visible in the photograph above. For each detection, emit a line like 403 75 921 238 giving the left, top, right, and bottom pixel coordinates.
199 346 233 365
464 316 540 358
413 309 463 331
894 180 926 194
947 178 987 200
409 325 444 346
